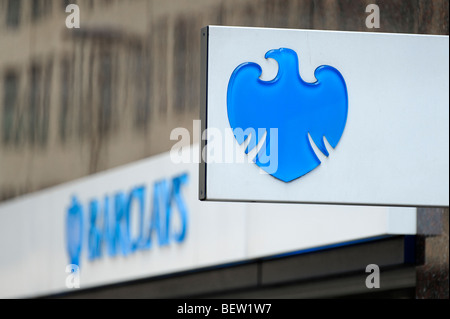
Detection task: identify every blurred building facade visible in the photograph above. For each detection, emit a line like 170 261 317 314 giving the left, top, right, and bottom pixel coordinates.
0 0 448 201
0 0 448 298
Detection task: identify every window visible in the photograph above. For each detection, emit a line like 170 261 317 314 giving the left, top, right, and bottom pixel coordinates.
98 51 112 134
3 72 18 145
28 63 51 147
173 16 197 113
6 0 21 28
29 65 42 145
133 44 150 128
153 20 168 116
32 0 52 22
173 18 188 112
40 61 52 146
60 58 71 141
62 0 79 10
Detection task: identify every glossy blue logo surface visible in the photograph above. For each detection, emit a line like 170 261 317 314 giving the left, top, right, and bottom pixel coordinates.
227 48 348 182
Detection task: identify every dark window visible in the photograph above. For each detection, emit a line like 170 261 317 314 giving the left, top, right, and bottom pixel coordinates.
40 61 52 146
32 0 52 22
29 65 42 145
99 51 112 134
63 0 71 9
154 20 168 116
60 58 71 141
173 18 188 112
62 0 78 10
173 16 197 113
3 72 18 145
134 45 150 128
31 0 41 21
28 63 50 147
6 0 21 28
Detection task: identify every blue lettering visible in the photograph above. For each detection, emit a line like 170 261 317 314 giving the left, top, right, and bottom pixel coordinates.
66 196 83 267
88 199 102 260
66 173 190 266
170 173 189 242
114 192 130 257
127 186 146 252
147 180 170 247
102 196 117 257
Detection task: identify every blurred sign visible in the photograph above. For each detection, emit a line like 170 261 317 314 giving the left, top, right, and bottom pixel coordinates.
66 174 189 267
0 145 417 298
200 26 449 207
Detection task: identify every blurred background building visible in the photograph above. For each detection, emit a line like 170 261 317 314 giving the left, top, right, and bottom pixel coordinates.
0 0 448 299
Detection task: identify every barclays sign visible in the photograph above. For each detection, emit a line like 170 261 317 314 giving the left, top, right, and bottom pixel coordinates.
200 26 449 207
66 173 189 267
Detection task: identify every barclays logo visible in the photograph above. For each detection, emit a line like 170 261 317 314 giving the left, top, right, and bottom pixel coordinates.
66 173 189 267
227 48 348 182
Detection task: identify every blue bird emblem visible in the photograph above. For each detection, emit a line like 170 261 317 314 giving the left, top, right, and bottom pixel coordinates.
227 48 348 182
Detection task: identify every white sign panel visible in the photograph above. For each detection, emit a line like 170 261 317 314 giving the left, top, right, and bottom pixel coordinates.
0 145 416 298
200 26 449 207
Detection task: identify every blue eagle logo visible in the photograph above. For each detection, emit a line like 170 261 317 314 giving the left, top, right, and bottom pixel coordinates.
227 48 348 182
